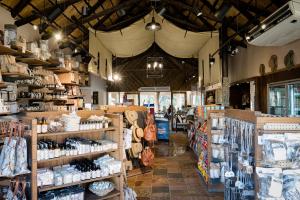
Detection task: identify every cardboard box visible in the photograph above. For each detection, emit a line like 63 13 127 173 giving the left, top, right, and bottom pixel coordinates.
57 72 79 84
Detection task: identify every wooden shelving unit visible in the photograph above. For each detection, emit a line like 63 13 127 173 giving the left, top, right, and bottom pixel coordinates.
197 110 225 192
85 189 120 200
23 110 124 200
39 173 121 192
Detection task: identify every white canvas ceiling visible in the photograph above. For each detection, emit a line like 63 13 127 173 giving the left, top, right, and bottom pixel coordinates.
92 12 218 58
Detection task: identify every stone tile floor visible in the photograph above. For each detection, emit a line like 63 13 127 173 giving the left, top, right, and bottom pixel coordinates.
127 141 224 200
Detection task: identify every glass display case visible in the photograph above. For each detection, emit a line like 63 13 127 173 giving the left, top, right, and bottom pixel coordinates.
268 80 300 116
288 82 300 116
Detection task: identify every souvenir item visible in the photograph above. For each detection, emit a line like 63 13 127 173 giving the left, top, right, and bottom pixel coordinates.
144 113 157 141
89 181 115 197
131 143 143 158
125 110 138 125
141 147 154 166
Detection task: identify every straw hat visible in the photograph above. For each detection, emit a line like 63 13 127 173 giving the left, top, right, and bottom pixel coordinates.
131 142 143 158
132 126 143 142
125 110 138 125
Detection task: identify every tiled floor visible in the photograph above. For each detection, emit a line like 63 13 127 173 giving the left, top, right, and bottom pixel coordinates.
127 142 224 200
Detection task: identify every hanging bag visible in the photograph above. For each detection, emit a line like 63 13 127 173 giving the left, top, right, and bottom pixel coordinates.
0 122 17 177
14 123 30 175
144 113 157 142
141 147 154 166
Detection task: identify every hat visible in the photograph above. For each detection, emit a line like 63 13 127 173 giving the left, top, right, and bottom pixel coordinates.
132 126 143 142
131 142 143 158
125 110 138 125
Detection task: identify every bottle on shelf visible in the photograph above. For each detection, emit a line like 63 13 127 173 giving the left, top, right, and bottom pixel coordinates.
41 117 48 133
37 118 42 134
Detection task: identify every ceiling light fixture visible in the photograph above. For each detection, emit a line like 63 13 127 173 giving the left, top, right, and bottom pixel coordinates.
194 7 202 17
33 25 38 30
209 54 215 65
145 16 161 31
159 63 163 68
54 32 63 41
245 35 250 40
261 24 266 30
113 73 121 81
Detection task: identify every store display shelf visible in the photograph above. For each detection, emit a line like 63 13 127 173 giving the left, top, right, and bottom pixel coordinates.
37 127 115 137
18 84 44 89
68 95 84 99
38 173 121 192
62 83 79 86
16 57 60 67
18 98 44 101
85 189 120 200
257 129 300 133
0 82 7 89
2 72 32 79
37 149 117 164
0 112 19 116
46 67 71 73
0 44 33 57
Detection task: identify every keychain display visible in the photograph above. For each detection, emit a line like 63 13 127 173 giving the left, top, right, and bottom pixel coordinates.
224 117 256 200
261 133 300 168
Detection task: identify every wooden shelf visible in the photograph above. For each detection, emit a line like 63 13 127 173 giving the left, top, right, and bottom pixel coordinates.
16 58 60 67
85 189 120 200
18 84 44 89
37 127 115 137
62 83 79 86
2 72 32 79
37 149 117 164
18 98 44 101
0 112 19 116
47 67 71 73
38 173 121 192
0 82 7 89
0 45 18 55
68 95 84 99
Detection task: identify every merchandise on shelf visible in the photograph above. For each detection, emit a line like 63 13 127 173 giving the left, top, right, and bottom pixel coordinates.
37 155 121 187
39 186 85 200
37 138 118 161
224 116 256 200
89 181 115 197
0 121 30 177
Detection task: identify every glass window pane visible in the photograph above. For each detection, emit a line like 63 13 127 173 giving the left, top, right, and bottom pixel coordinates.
288 83 300 116
140 92 158 111
108 92 120 105
269 85 286 115
159 92 171 112
172 93 185 112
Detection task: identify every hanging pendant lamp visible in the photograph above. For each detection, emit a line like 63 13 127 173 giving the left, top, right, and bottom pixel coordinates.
145 15 161 31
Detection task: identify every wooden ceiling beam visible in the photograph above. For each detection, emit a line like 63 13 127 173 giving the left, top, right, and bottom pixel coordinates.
79 0 140 24
96 9 151 31
163 14 212 32
165 3 215 31
98 0 144 30
70 16 89 34
11 0 31 18
14 0 80 27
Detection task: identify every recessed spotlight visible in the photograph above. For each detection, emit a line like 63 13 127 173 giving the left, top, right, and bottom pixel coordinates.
246 36 250 40
33 25 38 30
147 64 151 69
261 24 266 30
192 75 196 78
197 11 202 17
54 32 63 41
159 63 163 68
